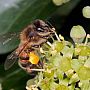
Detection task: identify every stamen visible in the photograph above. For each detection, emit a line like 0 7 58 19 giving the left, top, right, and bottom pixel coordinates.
47 41 52 47
55 32 60 41
50 35 55 41
30 69 45 72
84 34 90 45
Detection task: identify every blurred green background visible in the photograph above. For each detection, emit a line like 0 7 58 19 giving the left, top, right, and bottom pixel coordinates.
0 0 90 90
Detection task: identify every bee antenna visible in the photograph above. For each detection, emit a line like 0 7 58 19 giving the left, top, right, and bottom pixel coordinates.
45 21 54 28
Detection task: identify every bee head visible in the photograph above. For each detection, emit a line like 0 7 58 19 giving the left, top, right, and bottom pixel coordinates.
33 19 55 34
20 19 55 43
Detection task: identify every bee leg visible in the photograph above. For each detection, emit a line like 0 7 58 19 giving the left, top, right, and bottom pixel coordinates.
30 45 41 51
38 60 44 69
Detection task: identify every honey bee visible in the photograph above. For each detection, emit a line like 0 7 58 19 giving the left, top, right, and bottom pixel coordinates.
4 19 55 73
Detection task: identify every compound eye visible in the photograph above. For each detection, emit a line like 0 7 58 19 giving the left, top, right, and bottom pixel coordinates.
37 28 44 32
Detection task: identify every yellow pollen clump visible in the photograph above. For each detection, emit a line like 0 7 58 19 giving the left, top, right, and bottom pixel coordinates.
28 52 39 64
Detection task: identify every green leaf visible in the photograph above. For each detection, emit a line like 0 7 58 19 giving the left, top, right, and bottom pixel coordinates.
0 84 2 90
0 64 30 90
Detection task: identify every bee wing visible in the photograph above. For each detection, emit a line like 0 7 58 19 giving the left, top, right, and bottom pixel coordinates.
4 50 18 70
0 32 20 54
0 32 19 44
